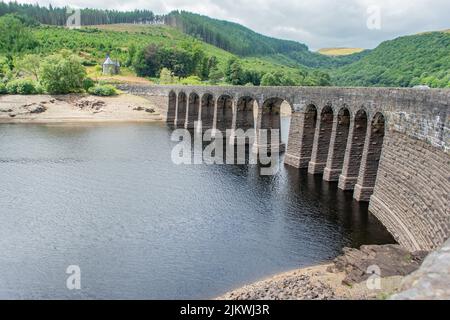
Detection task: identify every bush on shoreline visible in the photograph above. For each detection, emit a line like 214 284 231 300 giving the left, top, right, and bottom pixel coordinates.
39 52 86 94
0 82 6 94
88 84 117 96
83 77 95 91
5 78 41 94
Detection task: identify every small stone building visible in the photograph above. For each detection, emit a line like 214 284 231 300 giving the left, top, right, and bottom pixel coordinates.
102 55 120 75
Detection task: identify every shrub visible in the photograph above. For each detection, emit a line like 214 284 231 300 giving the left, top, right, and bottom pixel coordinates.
0 57 8 79
0 82 6 94
180 75 202 85
6 79 21 94
159 68 175 84
6 78 38 94
16 54 41 80
39 53 86 94
81 59 97 67
34 83 44 94
83 77 95 91
261 72 296 86
88 84 117 96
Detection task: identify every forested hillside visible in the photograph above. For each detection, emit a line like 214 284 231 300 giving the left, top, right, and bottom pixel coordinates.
0 13 332 96
0 4 364 69
332 31 450 88
0 2 161 25
165 11 366 68
165 11 307 56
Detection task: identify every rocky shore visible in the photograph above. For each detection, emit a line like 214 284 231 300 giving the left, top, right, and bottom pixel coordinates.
392 239 450 300
217 244 429 300
0 94 163 123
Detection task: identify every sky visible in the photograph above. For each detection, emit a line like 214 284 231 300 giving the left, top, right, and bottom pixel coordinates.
14 0 450 50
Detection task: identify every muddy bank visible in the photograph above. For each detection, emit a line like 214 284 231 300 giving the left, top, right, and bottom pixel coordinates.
0 94 164 123
217 244 428 300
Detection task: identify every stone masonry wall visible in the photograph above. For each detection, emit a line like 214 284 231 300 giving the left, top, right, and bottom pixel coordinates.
370 131 449 251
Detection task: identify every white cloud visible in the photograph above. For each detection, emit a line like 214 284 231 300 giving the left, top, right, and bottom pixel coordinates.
13 0 450 50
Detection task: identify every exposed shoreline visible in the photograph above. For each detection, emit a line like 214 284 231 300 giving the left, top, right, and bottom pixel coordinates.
216 264 403 300
0 94 165 124
217 244 428 300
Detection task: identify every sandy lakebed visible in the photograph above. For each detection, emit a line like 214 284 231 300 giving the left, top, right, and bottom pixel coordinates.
0 94 164 123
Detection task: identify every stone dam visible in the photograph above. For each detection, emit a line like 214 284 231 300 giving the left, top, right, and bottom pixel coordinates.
118 84 449 252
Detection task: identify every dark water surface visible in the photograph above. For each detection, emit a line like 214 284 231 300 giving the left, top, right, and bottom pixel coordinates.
0 122 394 299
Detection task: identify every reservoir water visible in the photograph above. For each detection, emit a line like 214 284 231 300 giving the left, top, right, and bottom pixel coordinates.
0 122 394 299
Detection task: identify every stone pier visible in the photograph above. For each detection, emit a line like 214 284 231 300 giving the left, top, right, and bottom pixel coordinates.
338 110 368 190
323 107 351 181
308 105 334 175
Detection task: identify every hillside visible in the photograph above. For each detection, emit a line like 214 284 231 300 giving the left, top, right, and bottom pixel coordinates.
27 24 319 85
33 24 229 66
94 24 323 81
165 11 365 68
1 3 449 88
165 11 307 56
332 31 450 88
0 3 366 69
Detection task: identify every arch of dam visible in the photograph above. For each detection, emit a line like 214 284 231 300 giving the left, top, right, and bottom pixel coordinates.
119 84 450 252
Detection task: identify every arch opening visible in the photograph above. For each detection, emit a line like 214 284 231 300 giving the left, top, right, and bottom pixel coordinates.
201 93 215 130
261 98 292 150
167 91 176 124
216 95 233 132
186 93 200 129
176 92 187 127
236 97 256 130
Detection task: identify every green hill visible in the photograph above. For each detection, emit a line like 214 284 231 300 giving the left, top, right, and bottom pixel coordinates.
1 2 449 88
165 11 308 56
165 11 366 68
27 24 322 85
332 31 450 88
